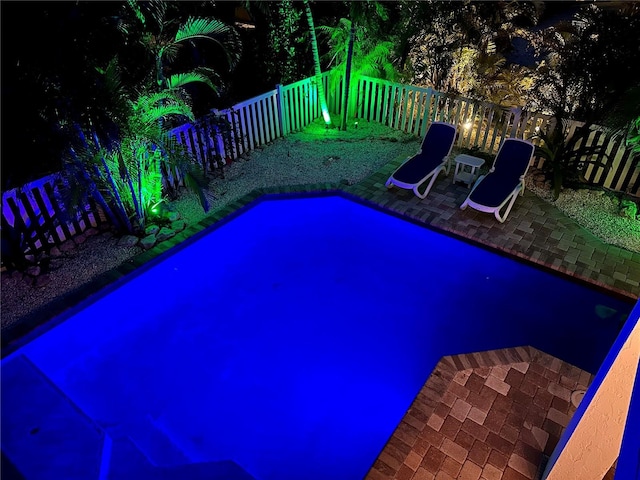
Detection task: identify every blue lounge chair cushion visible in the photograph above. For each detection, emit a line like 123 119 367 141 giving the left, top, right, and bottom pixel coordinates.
469 139 534 207
392 151 445 184
468 172 521 208
493 139 535 177
460 137 535 222
391 124 457 184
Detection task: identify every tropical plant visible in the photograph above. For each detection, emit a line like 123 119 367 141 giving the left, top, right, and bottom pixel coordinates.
118 1 242 114
58 4 241 235
61 62 210 235
250 0 304 86
397 1 540 94
302 0 331 125
606 84 640 159
0 209 56 272
318 1 396 130
481 64 535 108
626 117 640 156
533 117 612 200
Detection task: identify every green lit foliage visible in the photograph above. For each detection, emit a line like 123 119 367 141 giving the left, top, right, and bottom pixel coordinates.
63 85 208 234
264 0 304 85
231 1 308 93
59 2 242 235
120 0 241 97
319 11 397 82
318 1 395 130
533 117 612 200
302 0 331 125
606 84 640 159
627 117 640 156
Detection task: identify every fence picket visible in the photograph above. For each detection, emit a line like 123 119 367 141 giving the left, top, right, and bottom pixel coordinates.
4 72 639 259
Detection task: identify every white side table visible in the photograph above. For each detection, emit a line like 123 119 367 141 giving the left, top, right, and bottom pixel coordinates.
453 154 485 188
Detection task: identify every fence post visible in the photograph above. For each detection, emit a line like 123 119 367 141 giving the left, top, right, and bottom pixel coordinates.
209 109 228 165
276 83 287 137
510 107 522 138
420 87 433 136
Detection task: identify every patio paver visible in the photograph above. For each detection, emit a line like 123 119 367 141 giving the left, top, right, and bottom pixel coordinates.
2 150 637 478
345 157 640 301
365 347 618 480
349 158 633 479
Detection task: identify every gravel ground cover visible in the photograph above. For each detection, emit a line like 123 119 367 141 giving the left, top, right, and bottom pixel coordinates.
526 173 640 254
0 119 419 331
2 117 638 332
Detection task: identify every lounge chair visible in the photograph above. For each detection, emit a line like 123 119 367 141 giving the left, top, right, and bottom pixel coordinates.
460 138 535 223
385 121 457 199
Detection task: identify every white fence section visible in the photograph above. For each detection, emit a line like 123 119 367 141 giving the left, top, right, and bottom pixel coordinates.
353 76 639 194
1 173 100 252
2 72 638 256
170 75 328 167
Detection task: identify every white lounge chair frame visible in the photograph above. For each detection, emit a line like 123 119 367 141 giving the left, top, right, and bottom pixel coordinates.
385 122 457 199
460 138 535 223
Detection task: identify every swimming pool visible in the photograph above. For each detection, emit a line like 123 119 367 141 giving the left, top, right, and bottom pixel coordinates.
1 194 632 480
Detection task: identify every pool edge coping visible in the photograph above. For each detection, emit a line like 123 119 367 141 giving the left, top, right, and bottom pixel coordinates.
1 183 637 355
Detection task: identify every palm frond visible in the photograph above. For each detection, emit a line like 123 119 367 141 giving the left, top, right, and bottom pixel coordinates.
176 17 231 41
127 0 146 26
128 90 194 132
167 68 220 94
161 43 182 64
134 90 186 111
174 17 242 68
356 41 398 80
139 102 194 127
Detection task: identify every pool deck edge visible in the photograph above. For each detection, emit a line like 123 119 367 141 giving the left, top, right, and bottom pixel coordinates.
2 178 638 353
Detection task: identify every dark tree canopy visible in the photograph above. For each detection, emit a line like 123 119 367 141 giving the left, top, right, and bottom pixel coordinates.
2 1 639 190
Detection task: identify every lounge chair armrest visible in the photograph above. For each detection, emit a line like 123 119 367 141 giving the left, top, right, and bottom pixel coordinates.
469 174 485 193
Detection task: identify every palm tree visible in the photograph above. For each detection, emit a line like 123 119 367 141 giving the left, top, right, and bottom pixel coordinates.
62 62 209 234
302 0 332 125
319 2 396 130
340 1 390 131
122 1 242 96
62 3 242 234
604 84 640 182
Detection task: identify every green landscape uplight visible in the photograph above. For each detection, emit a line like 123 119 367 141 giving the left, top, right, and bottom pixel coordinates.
322 108 332 125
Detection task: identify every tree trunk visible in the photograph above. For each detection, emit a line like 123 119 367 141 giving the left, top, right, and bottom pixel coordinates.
341 20 356 131
303 0 332 125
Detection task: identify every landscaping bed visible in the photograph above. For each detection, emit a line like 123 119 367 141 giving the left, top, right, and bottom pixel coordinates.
2 118 638 333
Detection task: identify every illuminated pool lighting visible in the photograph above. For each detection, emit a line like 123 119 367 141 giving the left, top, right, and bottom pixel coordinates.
1 195 632 480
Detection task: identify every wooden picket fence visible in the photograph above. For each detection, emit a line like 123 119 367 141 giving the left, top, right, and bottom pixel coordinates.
353 76 640 195
2 72 639 256
1 174 101 254
169 74 334 170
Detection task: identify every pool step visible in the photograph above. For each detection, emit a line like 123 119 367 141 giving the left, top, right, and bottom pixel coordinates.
104 415 190 467
0 355 104 480
107 435 256 480
102 415 256 479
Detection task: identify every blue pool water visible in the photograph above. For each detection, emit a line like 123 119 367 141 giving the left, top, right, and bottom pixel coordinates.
1 195 632 480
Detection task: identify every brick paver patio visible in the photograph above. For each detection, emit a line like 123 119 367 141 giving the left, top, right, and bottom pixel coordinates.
345 156 640 301
3 151 637 479
346 157 635 479
364 347 612 480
